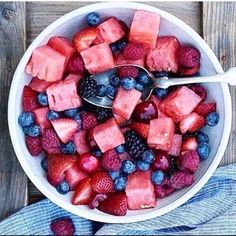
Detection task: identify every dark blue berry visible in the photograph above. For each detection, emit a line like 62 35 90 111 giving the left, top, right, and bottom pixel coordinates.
74 113 81 123
92 149 102 158
110 43 119 53
197 142 210 160
37 93 48 106
114 176 127 191
41 157 48 172
56 181 70 194
151 170 164 185
120 77 136 90
136 71 151 85
142 150 155 163
96 84 107 97
47 110 60 121
86 12 101 26
135 83 144 92
206 112 219 126
23 124 41 137
122 160 136 174
64 108 79 118
136 160 150 171
115 144 125 154
117 38 127 50
106 85 117 99
109 171 120 180
18 112 34 127
197 131 209 143
109 74 120 87
154 88 168 98
61 141 76 155
153 71 169 78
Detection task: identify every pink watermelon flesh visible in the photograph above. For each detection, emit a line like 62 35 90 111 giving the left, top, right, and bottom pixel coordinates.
168 134 183 156
73 130 90 155
33 107 52 131
115 52 145 67
29 77 52 93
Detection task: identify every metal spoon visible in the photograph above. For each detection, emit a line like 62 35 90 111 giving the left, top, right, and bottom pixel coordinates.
84 65 236 108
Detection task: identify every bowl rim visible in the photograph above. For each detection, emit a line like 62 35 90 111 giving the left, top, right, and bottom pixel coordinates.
8 2 232 223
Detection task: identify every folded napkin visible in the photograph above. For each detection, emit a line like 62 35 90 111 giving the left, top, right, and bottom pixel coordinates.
0 163 235 235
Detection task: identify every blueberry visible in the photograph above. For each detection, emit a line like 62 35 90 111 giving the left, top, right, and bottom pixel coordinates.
61 141 76 155
142 150 155 163
41 157 48 172
117 38 127 50
18 112 34 127
153 71 169 78
86 12 101 26
151 170 164 185
137 160 150 171
135 83 144 92
47 110 60 121
74 113 81 123
154 88 168 98
106 85 117 99
197 142 210 160
109 171 120 180
110 43 119 53
92 148 102 158
197 131 209 143
120 77 136 90
206 112 219 126
122 160 136 174
114 176 127 191
23 124 41 137
37 93 48 106
56 181 70 194
64 108 79 118
96 84 107 97
115 144 125 154
109 74 120 87
136 71 151 85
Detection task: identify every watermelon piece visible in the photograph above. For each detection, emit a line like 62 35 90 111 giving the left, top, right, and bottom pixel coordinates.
112 88 142 120
150 95 169 118
115 52 145 67
33 107 52 131
126 171 156 210
93 118 125 153
113 113 127 126
29 77 52 93
129 10 160 49
73 130 90 155
80 43 115 74
159 86 202 123
25 46 66 82
148 117 175 151
168 134 182 156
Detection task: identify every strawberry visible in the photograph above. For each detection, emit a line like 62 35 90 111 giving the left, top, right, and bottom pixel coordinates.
91 170 114 194
130 122 149 139
179 65 200 76
41 128 61 154
81 112 98 130
25 136 42 156
88 193 108 209
190 85 207 101
179 112 205 134
66 54 85 74
195 102 216 116
51 118 78 143
170 171 194 190
72 177 93 205
97 192 128 216
118 66 139 78
72 27 99 52
123 43 147 60
23 86 39 112
102 149 121 171
50 217 75 236
181 137 198 151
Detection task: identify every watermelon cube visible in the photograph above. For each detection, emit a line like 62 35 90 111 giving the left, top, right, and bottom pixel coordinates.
93 118 125 153
112 88 142 120
126 171 156 210
129 10 161 49
115 52 145 67
80 43 114 74
73 130 89 155
47 36 75 66
33 107 52 131
159 86 202 123
113 113 127 126
25 46 66 82
168 134 182 156
148 117 175 151
29 77 52 93
46 73 82 111
146 36 180 73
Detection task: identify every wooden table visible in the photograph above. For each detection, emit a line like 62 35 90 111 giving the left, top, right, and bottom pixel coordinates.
0 1 235 222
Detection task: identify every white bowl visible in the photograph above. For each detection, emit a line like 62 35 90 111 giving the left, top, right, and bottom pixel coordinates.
8 2 232 223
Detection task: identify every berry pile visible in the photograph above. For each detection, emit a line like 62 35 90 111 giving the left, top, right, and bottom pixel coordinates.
21 10 220 216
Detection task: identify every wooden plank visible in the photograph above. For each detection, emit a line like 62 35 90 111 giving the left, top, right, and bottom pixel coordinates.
203 2 236 165
0 2 28 220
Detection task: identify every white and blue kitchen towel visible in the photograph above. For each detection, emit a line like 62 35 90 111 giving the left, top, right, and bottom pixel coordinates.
0 163 235 235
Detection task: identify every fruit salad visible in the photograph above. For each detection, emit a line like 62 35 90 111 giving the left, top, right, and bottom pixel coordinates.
19 10 220 216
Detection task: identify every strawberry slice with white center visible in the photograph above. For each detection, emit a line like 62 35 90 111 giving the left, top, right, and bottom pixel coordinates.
181 137 198 151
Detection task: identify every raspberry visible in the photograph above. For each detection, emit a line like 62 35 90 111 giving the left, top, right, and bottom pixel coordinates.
190 85 207 101
154 177 175 198
25 136 42 156
170 171 194 190
195 102 217 116
50 217 75 236
81 112 98 130
118 66 139 79
41 129 61 154
102 149 121 171
67 54 85 74
123 43 146 60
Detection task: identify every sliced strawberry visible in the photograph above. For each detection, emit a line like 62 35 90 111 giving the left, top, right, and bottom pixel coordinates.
33 107 52 131
51 118 78 143
72 177 93 205
72 27 99 52
89 193 108 209
181 136 198 151
195 102 216 116
25 136 42 156
130 122 149 139
29 77 52 93
23 86 39 112
179 65 200 76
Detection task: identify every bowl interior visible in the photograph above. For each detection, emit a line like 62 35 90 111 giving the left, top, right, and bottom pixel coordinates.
9 2 231 223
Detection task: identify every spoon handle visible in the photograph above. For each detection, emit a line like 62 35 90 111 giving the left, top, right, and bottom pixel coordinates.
155 67 236 89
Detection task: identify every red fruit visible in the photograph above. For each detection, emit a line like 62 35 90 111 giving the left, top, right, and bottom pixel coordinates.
177 150 200 173
190 85 207 101
154 177 175 198
78 153 101 174
181 137 198 151
123 43 147 60
22 86 39 112
33 107 52 131
102 149 121 171
72 177 93 205
81 112 98 130
91 171 114 194
168 134 182 157
73 130 89 155
86 129 97 149
119 20 129 34
66 54 85 74
179 65 200 76
25 136 42 156
118 66 139 78
113 113 127 126
170 171 194 190
115 52 145 67
50 217 75 236
72 27 99 52
88 193 108 209
151 151 170 172
177 46 200 69
29 77 52 93
97 192 128 216
129 122 149 139
195 102 217 116
133 101 158 122
41 128 61 154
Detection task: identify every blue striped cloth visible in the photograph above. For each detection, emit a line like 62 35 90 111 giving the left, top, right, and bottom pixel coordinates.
0 163 235 235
